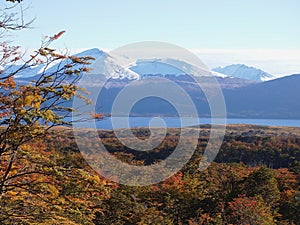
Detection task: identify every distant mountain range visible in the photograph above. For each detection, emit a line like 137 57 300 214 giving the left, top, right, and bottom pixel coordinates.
7 48 276 82
9 48 300 119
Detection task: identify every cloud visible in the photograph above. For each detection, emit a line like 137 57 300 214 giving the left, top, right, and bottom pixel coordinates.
192 49 300 77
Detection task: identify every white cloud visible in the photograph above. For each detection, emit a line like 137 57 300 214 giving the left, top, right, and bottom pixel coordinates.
192 49 300 77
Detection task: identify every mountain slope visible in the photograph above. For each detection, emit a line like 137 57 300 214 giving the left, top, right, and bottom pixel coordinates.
223 74 300 118
93 74 300 119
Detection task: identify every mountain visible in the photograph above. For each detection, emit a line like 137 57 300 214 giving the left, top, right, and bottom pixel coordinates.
8 48 229 80
1 49 105 79
8 48 274 83
128 58 227 78
212 64 275 82
75 48 105 58
8 48 139 81
72 48 139 80
39 48 139 80
129 59 187 76
94 74 300 119
223 74 300 118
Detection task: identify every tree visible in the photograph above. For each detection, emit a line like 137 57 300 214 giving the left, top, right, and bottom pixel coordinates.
244 166 280 209
278 191 300 224
0 31 93 196
0 1 98 223
228 195 275 225
1 1 32 33
0 130 113 224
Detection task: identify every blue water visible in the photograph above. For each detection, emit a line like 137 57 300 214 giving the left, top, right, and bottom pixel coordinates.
75 117 300 130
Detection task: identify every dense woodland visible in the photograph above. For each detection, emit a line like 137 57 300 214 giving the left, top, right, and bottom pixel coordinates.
0 125 299 224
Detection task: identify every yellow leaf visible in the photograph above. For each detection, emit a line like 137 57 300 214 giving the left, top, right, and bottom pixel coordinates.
24 95 34 106
93 175 101 184
48 184 59 198
7 191 18 196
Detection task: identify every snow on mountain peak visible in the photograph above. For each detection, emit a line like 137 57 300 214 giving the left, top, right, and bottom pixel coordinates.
74 48 105 58
38 49 107 76
212 64 275 82
127 58 218 78
91 52 140 80
128 59 189 76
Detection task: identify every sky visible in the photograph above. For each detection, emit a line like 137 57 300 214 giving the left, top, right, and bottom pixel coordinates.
4 0 300 76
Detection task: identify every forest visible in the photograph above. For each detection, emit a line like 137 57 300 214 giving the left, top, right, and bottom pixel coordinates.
0 125 299 224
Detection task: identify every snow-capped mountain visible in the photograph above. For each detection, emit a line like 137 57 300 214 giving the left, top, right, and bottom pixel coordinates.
8 48 279 83
212 64 275 82
40 48 106 76
128 58 218 77
4 48 139 81
7 48 224 80
1 48 105 79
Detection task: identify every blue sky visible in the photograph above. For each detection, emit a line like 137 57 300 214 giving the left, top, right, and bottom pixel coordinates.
4 0 300 75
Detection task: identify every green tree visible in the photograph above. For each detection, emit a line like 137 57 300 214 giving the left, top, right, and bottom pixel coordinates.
278 191 300 224
244 166 280 209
